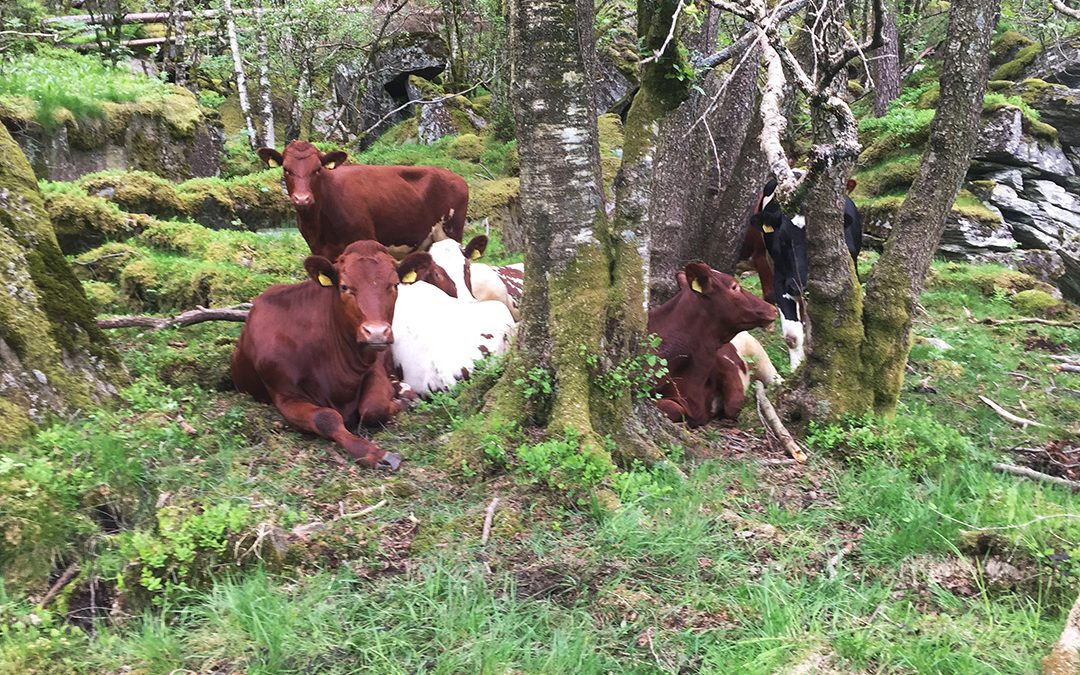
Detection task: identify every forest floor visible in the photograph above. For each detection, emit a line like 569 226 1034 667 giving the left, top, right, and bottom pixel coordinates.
2 245 1080 674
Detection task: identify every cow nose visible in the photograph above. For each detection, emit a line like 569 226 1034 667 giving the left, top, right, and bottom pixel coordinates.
359 322 394 347
291 192 314 207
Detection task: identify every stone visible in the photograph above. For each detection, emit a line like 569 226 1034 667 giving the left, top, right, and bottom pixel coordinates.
974 108 1074 177
1022 36 1080 88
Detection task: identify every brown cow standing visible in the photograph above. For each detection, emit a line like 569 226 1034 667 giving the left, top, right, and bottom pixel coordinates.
257 141 469 259
648 262 778 427
231 240 406 469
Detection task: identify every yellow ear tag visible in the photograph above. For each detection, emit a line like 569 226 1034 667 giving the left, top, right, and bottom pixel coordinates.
317 273 333 287
470 249 482 260
267 158 279 168
401 270 418 284
762 224 775 234
324 161 337 170
690 278 703 293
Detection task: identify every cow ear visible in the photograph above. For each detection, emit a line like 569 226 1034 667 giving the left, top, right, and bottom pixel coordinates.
846 178 857 194
321 150 348 170
463 235 488 261
257 147 284 169
684 262 711 294
397 252 433 285
304 256 337 287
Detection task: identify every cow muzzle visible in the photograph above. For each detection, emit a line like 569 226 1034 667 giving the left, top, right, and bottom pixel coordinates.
290 192 314 207
358 322 394 349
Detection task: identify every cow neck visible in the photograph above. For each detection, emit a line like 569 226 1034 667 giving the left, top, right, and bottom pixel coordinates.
317 283 378 370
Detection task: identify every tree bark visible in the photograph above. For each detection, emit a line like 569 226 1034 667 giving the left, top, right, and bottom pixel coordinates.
870 2 900 116
223 0 258 150
0 125 121 441
254 0 275 149
164 0 187 86
449 0 688 471
859 0 1001 412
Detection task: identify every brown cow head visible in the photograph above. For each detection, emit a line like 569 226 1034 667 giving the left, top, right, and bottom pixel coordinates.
682 262 777 336
304 241 399 349
258 141 347 210
397 252 458 298
463 235 488 261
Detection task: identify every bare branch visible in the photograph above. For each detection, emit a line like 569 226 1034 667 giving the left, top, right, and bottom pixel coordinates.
360 77 493 137
641 0 687 65
695 0 809 70
993 462 1080 490
98 305 250 330
1051 0 1080 19
819 0 886 87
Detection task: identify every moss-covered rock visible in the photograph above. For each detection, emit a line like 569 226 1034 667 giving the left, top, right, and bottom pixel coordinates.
0 123 120 441
78 170 185 218
851 152 922 199
448 133 485 162
41 191 150 253
1010 288 1063 314
469 177 520 224
177 170 293 231
992 43 1042 82
991 31 1037 69
72 242 146 283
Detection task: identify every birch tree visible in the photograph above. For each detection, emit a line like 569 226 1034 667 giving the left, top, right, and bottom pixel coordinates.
223 0 258 149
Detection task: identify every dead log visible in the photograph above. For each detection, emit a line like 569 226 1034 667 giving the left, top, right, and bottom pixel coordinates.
992 463 1080 491
97 305 249 330
754 381 807 463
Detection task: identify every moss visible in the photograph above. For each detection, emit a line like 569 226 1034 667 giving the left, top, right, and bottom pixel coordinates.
853 194 905 224
43 191 147 253
156 333 237 390
991 43 1041 82
987 80 1014 91
1010 289 1062 315
447 133 485 162
953 190 1002 225
990 31 1036 68
72 242 145 282
851 152 922 199
177 170 292 230
468 177 520 222
380 117 420 145
407 75 445 98
0 95 37 123
847 80 865 97
597 113 625 193
78 170 185 218
1021 116 1058 142
916 86 940 108
80 279 121 312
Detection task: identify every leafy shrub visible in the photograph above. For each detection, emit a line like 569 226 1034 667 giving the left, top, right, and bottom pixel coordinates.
806 410 974 475
515 429 614 495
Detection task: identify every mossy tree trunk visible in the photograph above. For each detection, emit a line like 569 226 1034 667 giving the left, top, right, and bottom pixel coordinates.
454 0 690 470
0 125 122 441
787 0 1001 419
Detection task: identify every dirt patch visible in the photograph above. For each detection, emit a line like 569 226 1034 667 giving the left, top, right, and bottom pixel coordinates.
1024 334 1068 353
1014 440 1080 481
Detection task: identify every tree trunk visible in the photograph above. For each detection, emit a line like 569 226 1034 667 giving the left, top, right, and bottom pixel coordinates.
285 58 310 142
255 0 275 149
870 2 900 116
223 0 258 150
0 125 121 441
449 0 687 474
859 0 1002 411
164 0 187 86
790 0 1001 419
648 41 766 302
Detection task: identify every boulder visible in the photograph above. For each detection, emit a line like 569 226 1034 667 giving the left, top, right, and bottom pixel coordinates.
2 87 223 182
974 107 1073 177
1021 36 1080 88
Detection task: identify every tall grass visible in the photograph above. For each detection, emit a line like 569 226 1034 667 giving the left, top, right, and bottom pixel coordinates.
0 48 170 130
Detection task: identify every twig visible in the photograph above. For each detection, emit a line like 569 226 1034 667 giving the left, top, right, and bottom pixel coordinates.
1044 585 1080 673
824 544 851 579
480 497 500 545
929 505 1080 532
97 305 250 330
639 0 685 66
360 78 493 136
754 381 807 463
339 499 387 519
757 457 798 466
992 463 1080 491
40 563 79 608
979 395 1045 428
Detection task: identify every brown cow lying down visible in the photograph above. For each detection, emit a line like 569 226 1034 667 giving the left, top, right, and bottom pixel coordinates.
231 240 406 470
648 262 778 427
257 141 469 260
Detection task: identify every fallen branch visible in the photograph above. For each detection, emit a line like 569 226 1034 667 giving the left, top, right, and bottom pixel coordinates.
97 305 250 330
979 395 1045 428
480 497 500 545
1044 587 1080 674
824 543 854 579
757 457 798 466
754 381 807 463
981 317 1080 328
1054 364 1080 375
39 563 80 609
992 463 1080 491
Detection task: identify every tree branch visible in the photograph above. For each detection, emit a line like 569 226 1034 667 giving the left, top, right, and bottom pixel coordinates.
695 0 808 70
819 0 886 87
640 0 686 65
97 305 250 330
1050 0 1080 19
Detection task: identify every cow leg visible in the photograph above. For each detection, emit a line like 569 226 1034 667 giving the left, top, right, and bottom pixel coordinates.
357 352 404 427
272 395 401 470
715 346 749 420
656 398 691 424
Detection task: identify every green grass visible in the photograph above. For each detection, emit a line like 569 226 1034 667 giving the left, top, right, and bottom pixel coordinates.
2 230 1079 672
0 48 172 131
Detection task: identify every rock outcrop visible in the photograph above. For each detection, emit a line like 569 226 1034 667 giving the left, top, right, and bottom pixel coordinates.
1 86 224 182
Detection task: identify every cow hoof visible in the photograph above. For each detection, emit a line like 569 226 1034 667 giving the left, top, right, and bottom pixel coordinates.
378 452 402 471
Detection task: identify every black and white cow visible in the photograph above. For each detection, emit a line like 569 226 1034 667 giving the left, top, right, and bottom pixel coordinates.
749 176 863 369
